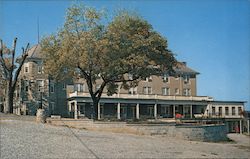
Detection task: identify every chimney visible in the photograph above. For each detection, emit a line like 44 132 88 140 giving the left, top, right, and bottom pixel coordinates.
182 62 187 66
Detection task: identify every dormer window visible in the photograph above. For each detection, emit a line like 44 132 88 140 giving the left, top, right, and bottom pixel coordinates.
162 74 169 83
184 75 190 84
175 75 179 80
128 74 133 80
129 87 137 95
38 66 42 74
145 76 152 82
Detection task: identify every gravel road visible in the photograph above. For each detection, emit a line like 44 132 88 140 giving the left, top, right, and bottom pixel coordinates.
0 116 249 158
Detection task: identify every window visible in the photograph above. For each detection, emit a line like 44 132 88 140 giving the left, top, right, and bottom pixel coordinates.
162 87 170 95
74 83 84 92
129 87 137 95
62 83 66 89
219 107 222 116
38 66 42 74
183 88 191 96
232 107 235 115
238 107 242 115
162 74 169 83
37 80 44 92
96 84 101 91
50 83 55 93
128 74 133 80
175 88 179 95
184 75 190 84
24 63 29 73
212 107 216 116
25 86 29 92
143 87 152 94
145 76 152 82
225 107 229 115
175 75 179 80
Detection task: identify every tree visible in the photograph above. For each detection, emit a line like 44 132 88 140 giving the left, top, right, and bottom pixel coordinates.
0 38 30 113
41 4 177 119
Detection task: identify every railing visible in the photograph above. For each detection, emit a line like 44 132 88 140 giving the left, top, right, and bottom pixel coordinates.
68 92 214 102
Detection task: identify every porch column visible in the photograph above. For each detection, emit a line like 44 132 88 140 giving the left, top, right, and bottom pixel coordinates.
190 105 193 119
136 103 140 119
247 119 250 135
240 120 242 134
183 105 185 116
117 103 121 120
74 101 78 119
98 102 101 120
173 105 175 118
154 103 157 119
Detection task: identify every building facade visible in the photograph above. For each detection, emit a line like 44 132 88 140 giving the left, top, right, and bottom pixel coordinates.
14 45 71 116
67 63 245 133
6 44 246 133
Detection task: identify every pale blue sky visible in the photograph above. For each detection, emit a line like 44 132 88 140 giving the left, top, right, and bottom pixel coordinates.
0 0 249 110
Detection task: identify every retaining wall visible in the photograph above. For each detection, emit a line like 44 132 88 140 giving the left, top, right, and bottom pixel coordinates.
47 118 228 142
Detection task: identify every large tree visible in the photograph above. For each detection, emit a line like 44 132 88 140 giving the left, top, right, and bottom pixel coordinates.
41 5 177 119
0 38 30 113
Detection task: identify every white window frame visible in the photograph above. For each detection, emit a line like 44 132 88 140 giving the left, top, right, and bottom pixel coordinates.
143 86 152 94
183 88 191 96
145 76 152 82
129 87 137 95
162 87 169 96
162 74 169 83
128 74 133 80
74 83 84 92
184 75 190 84
175 88 179 95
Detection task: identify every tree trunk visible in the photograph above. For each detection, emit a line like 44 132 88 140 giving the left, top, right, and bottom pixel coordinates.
92 98 99 120
4 86 10 113
4 84 14 113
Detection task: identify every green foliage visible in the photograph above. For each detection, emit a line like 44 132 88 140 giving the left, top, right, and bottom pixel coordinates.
41 4 176 99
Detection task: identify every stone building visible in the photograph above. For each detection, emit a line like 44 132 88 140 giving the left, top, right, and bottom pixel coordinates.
14 44 71 116
67 63 246 133
11 44 247 133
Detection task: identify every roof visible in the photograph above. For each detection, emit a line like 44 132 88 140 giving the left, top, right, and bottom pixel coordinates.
26 44 42 58
174 62 199 75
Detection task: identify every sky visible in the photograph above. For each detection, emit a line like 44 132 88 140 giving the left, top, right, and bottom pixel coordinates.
0 0 249 110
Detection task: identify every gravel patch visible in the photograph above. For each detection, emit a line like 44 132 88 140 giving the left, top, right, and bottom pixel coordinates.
0 118 249 158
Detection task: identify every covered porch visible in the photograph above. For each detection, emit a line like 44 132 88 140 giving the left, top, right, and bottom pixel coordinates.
68 98 205 120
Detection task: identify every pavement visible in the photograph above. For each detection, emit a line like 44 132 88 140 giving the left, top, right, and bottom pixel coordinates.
0 113 249 159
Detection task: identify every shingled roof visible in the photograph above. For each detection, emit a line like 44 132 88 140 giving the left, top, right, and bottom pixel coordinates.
174 62 199 74
26 44 42 59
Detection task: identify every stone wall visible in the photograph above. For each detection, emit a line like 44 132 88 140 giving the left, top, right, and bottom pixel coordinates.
47 119 228 142
173 125 228 142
